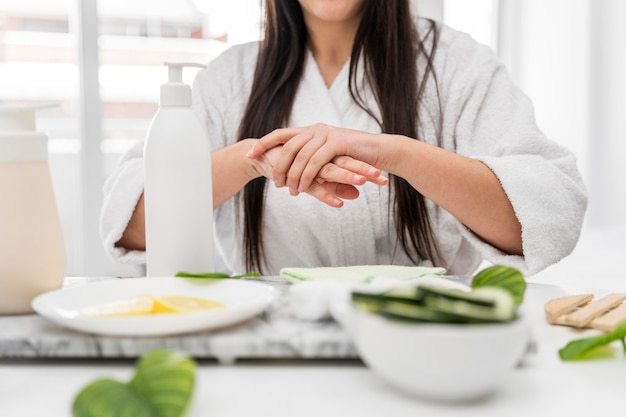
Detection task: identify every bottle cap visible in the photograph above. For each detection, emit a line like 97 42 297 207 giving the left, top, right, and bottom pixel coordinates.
160 62 207 107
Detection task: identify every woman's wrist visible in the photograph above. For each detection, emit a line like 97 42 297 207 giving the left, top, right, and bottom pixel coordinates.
378 134 420 176
239 138 263 181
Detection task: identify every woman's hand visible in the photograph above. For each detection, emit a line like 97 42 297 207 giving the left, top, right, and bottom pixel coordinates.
247 124 389 196
248 144 385 208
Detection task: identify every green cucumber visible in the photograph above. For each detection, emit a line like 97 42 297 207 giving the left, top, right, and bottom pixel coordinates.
351 265 524 324
352 288 423 314
422 286 516 322
353 285 516 323
416 285 495 307
378 301 468 323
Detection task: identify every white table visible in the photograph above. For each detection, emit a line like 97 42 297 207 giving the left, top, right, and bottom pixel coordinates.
0 224 626 417
2 272 626 417
1 352 624 417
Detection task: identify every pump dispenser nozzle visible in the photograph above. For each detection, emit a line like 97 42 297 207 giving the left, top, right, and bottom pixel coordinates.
160 62 207 107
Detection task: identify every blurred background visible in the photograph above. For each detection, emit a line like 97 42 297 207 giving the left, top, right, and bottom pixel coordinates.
0 0 624 285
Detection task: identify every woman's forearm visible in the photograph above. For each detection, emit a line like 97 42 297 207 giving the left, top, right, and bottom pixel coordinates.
212 139 260 208
386 135 523 255
248 125 522 255
115 192 146 250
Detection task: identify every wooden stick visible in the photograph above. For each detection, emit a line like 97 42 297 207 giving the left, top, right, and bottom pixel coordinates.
560 294 626 328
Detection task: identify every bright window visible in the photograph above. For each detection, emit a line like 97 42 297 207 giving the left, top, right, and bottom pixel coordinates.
443 0 498 51
0 0 263 276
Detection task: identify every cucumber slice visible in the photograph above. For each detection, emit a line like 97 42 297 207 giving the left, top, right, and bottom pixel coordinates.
352 288 423 314
351 283 517 324
417 285 494 307
378 301 469 323
423 286 516 322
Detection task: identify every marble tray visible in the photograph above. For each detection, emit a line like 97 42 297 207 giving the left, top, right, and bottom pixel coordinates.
0 276 357 363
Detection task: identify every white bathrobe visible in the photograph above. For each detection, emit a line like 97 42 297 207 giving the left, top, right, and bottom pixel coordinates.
100 19 588 277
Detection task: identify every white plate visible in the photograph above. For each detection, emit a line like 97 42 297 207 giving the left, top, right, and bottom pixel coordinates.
32 278 277 337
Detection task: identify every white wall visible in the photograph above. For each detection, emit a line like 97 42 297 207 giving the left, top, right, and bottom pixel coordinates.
500 0 591 183
587 0 626 228
498 0 626 229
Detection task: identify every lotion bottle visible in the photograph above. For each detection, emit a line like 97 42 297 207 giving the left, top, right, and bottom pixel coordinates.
144 62 214 277
0 105 66 314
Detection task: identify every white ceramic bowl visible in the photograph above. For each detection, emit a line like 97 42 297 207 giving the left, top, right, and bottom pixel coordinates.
351 307 531 402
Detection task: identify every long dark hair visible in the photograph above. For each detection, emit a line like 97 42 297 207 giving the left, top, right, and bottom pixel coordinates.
238 0 441 273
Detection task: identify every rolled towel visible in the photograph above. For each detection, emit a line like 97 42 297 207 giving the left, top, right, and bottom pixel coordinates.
280 265 446 283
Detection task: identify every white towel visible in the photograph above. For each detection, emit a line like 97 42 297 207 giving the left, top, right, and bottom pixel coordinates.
281 265 446 283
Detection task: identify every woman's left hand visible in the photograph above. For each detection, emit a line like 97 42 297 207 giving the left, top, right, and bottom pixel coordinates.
247 124 390 195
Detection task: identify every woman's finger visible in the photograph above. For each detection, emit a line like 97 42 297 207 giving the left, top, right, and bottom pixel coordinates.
272 130 315 189
296 143 344 192
306 182 344 208
283 132 331 195
305 182 361 208
246 127 305 159
316 163 366 187
333 156 389 185
333 183 360 200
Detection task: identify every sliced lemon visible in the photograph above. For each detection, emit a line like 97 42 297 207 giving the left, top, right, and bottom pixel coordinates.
152 295 225 313
82 294 155 317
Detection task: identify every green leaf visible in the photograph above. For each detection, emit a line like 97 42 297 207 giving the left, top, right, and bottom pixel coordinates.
471 264 527 306
559 321 626 361
175 271 262 279
175 271 231 279
72 350 196 417
72 379 155 417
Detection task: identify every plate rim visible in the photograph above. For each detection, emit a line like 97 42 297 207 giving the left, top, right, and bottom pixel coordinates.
31 277 277 337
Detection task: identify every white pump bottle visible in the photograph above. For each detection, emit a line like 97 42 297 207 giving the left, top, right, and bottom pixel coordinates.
144 62 214 277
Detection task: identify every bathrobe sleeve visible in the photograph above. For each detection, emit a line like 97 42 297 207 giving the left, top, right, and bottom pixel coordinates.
432 27 588 275
100 141 146 264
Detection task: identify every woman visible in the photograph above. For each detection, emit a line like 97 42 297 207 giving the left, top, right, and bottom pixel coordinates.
101 0 587 277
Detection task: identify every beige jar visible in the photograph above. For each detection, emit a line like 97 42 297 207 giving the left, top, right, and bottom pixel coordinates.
0 106 66 315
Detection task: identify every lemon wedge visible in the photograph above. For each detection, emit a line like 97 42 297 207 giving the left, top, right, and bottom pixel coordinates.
81 294 225 317
152 295 225 313
82 294 155 317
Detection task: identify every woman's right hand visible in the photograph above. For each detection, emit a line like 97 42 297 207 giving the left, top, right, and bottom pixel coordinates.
248 144 387 208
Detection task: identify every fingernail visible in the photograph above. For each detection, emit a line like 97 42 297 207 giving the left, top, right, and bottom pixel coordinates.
333 198 343 207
